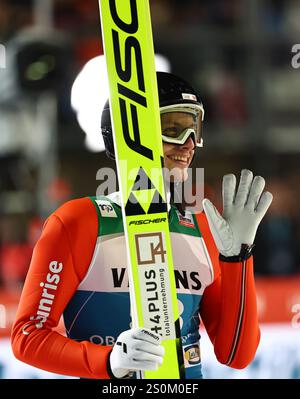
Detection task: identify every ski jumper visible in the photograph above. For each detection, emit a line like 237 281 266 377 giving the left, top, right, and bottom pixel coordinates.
11 193 260 379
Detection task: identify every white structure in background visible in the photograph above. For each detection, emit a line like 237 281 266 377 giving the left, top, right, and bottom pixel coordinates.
0 44 5 69
71 54 171 152
0 338 73 379
1 325 300 378
201 324 300 379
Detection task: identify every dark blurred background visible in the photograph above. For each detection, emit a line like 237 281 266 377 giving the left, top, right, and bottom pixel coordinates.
0 0 300 379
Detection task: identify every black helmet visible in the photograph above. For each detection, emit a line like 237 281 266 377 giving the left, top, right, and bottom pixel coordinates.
101 72 204 160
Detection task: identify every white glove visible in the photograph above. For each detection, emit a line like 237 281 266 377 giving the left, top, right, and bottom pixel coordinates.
202 169 273 257
109 327 165 378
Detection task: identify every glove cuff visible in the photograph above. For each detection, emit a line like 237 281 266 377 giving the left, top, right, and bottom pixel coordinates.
106 348 135 379
219 243 255 263
107 349 117 379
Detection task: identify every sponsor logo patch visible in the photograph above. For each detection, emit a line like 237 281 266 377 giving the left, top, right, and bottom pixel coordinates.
95 200 117 218
176 210 195 228
184 344 201 366
182 93 197 101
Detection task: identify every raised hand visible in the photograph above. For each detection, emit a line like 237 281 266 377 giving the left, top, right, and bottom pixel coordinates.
202 169 273 258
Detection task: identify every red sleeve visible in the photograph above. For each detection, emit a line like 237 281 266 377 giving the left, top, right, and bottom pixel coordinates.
11 198 112 379
195 212 260 369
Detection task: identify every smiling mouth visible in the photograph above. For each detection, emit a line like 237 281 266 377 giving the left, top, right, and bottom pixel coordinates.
167 155 189 165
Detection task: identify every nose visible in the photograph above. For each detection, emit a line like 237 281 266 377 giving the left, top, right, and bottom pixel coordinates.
181 136 195 151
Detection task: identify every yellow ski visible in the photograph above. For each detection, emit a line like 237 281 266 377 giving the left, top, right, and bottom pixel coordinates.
98 0 184 378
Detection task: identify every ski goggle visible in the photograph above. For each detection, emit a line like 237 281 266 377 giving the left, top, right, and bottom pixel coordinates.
160 103 204 148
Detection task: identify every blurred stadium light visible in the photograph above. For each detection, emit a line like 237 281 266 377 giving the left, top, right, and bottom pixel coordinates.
71 54 171 152
0 27 71 216
0 26 70 157
0 27 68 105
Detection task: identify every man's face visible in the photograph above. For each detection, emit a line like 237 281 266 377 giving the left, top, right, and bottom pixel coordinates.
161 112 196 182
